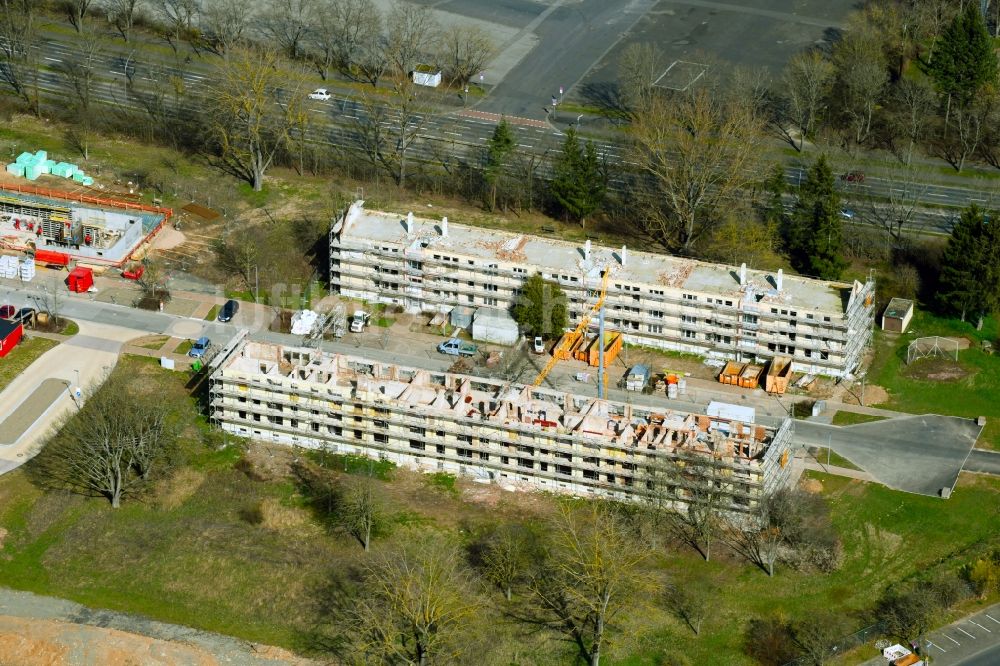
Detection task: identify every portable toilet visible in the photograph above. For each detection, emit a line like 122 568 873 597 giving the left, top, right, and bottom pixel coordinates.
67 266 94 293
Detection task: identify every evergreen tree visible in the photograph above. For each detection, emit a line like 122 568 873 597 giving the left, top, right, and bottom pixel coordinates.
928 2 999 107
937 205 1000 322
763 163 787 225
484 118 515 212
549 127 606 227
789 156 847 280
511 273 568 338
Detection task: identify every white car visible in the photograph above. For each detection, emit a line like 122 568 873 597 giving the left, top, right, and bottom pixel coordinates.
309 88 331 101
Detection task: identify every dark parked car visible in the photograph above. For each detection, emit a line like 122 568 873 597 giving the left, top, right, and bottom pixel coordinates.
840 170 865 183
0 304 14 319
218 299 239 323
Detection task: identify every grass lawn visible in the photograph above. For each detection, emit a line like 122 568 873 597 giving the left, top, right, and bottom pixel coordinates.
204 305 219 321
0 337 58 392
867 310 1000 450
830 411 888 426
174 339 193 355
60 320 79 336
810 447 863 471
135 336 169 350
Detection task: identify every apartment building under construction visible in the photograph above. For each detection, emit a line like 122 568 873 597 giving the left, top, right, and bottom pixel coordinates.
329 202 876 378
208 338 794 511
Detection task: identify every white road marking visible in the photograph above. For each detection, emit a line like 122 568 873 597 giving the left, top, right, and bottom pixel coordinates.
44 57 61 62
927 641 946 653
927 192 947 197
970 620 991 632
945 634 961 645
444 131 462 136
957 627 976 639
518 144 533 148
986 614 1000 624
971 198 987 203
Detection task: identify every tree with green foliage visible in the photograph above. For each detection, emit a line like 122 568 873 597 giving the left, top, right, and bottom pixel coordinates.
937 204 1000 322
512 272 568 339
788 156 846 279
483 117 515 212
549 127 606 227
763 162 787 225
928 2 998 123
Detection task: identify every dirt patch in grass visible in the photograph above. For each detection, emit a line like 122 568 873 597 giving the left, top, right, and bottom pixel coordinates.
130 335 169 350
154 469 206 511
800 478 825 494
902 357 971 382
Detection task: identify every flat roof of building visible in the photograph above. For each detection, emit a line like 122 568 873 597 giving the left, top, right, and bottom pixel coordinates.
336 203 853 313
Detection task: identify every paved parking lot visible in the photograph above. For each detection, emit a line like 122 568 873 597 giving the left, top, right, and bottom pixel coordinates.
920 606 1000 665
795 416 983 497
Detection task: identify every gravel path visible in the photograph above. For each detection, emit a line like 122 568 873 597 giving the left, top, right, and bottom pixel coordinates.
0 588 322 665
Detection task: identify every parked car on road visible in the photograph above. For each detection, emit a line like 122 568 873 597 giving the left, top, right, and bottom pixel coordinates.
532 336 545 354
0 305 14 319
309 88 331 101
840 208 855 220
840 170 865 183
188 336 211 358
218 299 239 322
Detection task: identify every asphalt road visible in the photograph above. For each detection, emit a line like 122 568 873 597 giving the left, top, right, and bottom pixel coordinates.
478 0 659 118
966 448 1000 475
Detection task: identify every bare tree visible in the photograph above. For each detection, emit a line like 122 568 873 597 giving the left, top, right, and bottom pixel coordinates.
530 504 654 666
101 0 145 42
831 32 889 146
858 166 929 248
309 0 381 80
481 524 536 601
28 371 177 508
57 31 106 159
890 76 937 165
438 23 494 87
355 79 434 188
347 537 483 665
340 474 384 551
0 0 41 114
259 0 316 60
65 0 96 32
385 1 439 76
790 610 851 666
628 88 763 253
663 581 712 635
782 50 834 151
617 42 664 113
199 0 253 56
943 90 995 173
157 0 199 53
205 47 308 191
724 495 785 577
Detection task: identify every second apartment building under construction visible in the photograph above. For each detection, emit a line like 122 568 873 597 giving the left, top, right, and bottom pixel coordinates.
208 337 794 512
329 202 876 378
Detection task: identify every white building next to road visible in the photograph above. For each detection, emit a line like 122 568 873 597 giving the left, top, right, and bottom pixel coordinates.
329 202 876 378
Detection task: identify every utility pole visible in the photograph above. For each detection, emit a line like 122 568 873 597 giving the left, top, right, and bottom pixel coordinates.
597 304 606 399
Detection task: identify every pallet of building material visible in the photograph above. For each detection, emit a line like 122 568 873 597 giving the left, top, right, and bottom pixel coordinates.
718 361 745 386
5 163 25 177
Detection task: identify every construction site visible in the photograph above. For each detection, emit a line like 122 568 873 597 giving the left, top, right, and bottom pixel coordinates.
208 335 794 512
329 201 876 378
0 184 170 267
